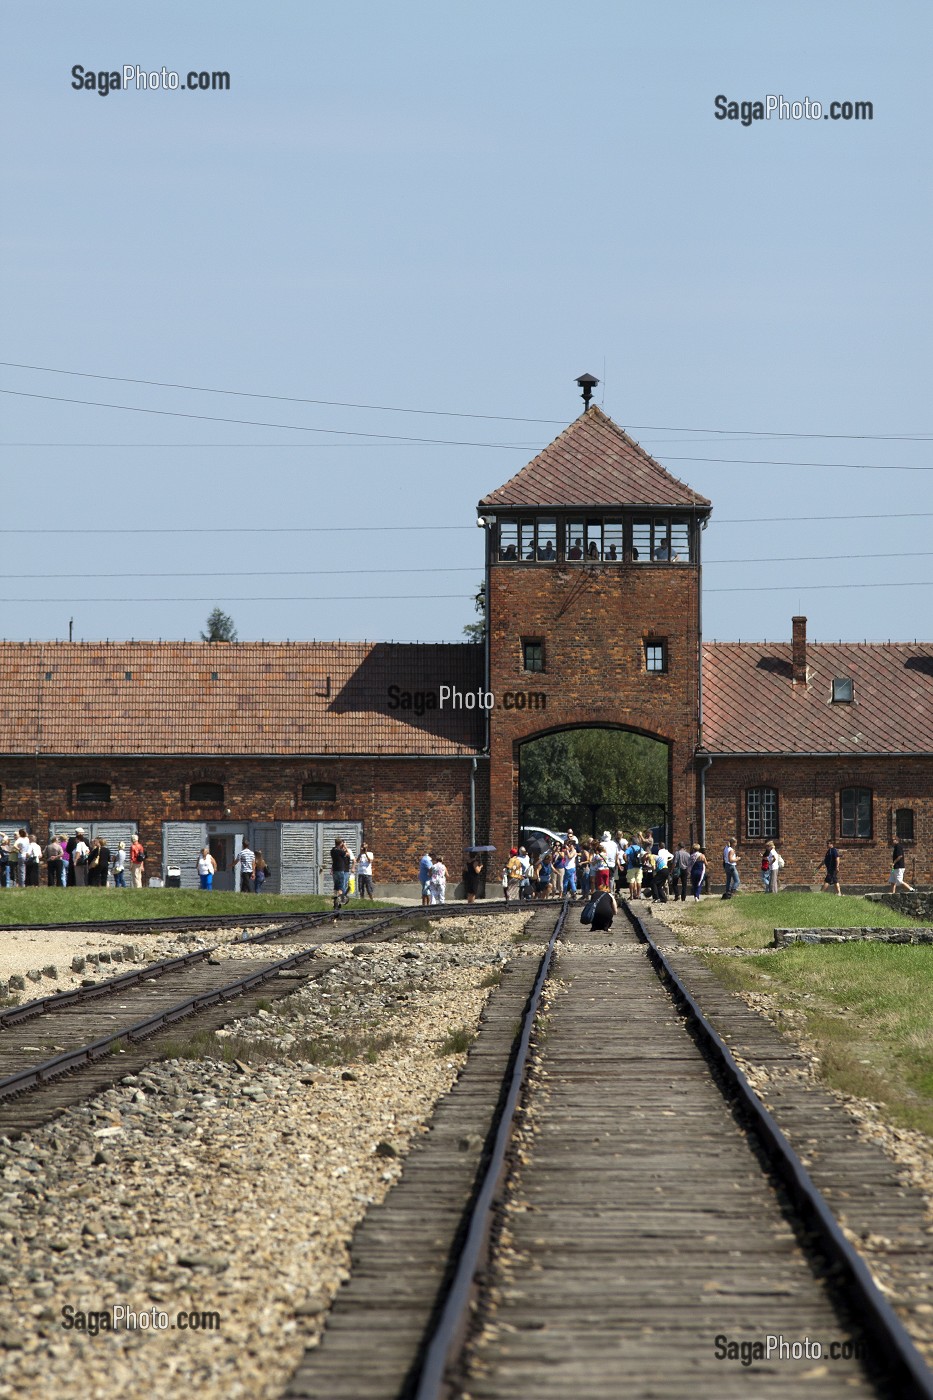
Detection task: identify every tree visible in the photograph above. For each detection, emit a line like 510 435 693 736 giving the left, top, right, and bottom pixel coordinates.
463 582 486 643
201 607 237 643
519 728 668 838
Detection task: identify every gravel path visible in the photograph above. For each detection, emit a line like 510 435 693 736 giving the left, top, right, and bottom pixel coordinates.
0 911 533 1399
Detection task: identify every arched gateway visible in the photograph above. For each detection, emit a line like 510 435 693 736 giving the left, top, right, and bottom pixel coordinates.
478 400 711 857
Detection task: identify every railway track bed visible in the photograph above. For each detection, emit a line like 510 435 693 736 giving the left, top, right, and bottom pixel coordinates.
285 903 933 1399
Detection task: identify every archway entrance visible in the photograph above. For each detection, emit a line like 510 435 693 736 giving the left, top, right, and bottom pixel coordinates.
518 727 669 845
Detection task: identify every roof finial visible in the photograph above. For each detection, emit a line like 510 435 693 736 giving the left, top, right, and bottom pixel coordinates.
575 372 599 410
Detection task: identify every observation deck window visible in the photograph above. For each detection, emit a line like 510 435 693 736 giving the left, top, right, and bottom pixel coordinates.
632 516 692 563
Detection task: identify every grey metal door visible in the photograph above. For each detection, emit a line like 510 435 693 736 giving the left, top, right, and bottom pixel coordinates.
279 823 320 894
162 822 208 889
250 823 283 894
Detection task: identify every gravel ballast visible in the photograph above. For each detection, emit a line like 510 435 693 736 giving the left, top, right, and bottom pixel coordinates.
0 911 535 1399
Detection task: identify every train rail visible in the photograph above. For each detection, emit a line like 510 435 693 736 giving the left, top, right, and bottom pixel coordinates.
285 897 933 1400
0 900 511 1135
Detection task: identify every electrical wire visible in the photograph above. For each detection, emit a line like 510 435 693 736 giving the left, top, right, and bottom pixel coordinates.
0 390 537 449
2 359 930 439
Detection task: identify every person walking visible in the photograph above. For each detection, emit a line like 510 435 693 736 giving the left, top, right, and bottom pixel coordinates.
818 840 841 895
419 850 433 907
197 846 217 890
253 851 269 892
429 854 448 905
505 848 523 903
690 846 707 901
234 841 255 893
130 833 145 888
57 835 70 887
625 837 644 900
764 841 783 893
112 841 128 888
0 836 10 889
722 837 741 899
669 843 691 902
463 852 483 904
887 840 915 894
562 843 578 899
87 837 111 888
356 845 375 899
331 839 352 908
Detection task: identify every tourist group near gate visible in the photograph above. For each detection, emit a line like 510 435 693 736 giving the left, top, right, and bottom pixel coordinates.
0 382 930 895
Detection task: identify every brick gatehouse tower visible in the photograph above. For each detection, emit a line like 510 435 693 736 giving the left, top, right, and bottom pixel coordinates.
478 396 712 855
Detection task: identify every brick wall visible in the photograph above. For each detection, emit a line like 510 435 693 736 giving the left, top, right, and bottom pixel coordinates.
0 755 483 884
486 561 702 854
705 756 933 888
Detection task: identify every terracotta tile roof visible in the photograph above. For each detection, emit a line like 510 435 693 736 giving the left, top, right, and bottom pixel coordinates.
702 641 933 754
479 406 711 511
0 642 484 757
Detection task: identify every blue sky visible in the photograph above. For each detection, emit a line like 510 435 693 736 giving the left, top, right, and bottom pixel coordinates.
2 0 930 645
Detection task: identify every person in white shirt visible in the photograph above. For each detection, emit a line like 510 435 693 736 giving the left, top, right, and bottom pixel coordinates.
13 829 30 887
234 842 255 893
25 836 43 888
112 841 128 888
356 847 374 900
197 847 217 891
601 831 619 871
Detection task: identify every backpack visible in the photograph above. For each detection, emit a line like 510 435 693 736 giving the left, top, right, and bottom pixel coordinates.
580 898 597 925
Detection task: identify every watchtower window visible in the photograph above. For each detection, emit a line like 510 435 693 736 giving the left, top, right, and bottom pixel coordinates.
603 520 623 561
498 521 518 561
632 516 691 563
644 639 668 673
535 519 556 560
189 781 224 804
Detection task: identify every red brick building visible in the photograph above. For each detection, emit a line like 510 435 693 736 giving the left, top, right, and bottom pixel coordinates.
1 401 930 891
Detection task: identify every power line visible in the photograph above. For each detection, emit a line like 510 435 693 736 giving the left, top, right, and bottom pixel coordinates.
707 580 933 594
0 360 566 426
0 390 537 449
657 455 933 473
0 567 480 581
0 593 478 604
2 359 930 439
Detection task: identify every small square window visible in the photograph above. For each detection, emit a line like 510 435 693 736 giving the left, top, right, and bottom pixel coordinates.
124 671 132 681
44 670 53 681
522 639 545 673
211 671 219 681
645 640 667 673
832 677 854 703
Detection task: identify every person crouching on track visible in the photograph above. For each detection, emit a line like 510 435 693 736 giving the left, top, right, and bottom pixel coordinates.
591 889 618 932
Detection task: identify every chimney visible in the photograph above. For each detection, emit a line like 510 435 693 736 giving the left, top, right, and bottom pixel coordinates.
792 615 807 684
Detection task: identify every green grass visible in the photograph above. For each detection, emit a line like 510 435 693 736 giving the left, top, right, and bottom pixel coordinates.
0 887 395 927
674 892 919 951
438 1026 475 1056
708 940 933 1136
159 1023 404 1067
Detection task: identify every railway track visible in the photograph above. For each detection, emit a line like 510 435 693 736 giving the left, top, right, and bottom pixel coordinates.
0 900 509 1138
284 898 933 1400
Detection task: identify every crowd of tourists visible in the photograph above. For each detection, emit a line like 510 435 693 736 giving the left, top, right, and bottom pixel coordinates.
0 829 146 889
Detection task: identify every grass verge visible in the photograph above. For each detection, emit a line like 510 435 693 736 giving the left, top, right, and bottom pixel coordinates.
671 895 933 1136
671 892 919 951
0 888 395 927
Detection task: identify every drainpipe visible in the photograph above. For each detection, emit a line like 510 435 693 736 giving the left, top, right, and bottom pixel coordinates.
470 757 477 848
699 756 713 850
